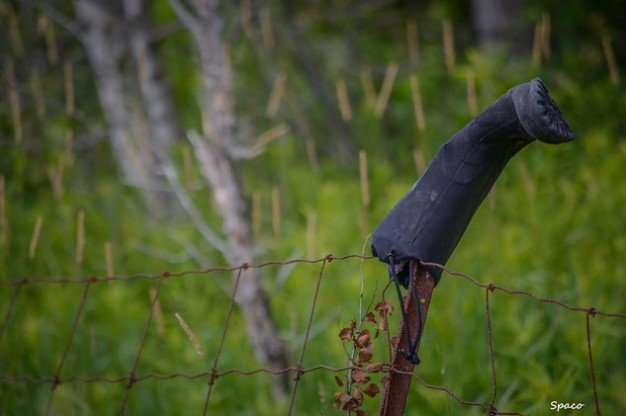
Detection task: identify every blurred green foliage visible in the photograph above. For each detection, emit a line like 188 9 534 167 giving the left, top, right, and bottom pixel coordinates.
1 0 625 415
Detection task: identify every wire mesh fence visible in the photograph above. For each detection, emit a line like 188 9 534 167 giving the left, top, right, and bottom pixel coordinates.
1 253 624 415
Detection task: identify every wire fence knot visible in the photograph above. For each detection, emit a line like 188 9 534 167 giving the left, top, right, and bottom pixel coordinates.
487 404 498 415
126 375 137 389
50 375 61 391
208 369 219 386
241 263 250 270
487 283 496 293
162 271 170 278
324 254 334 262
587 307 597 317
293 365 304 382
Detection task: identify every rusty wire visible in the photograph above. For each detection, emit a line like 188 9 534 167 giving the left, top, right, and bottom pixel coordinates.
287 256 329 415
0 254 370 286
1 253 624 415
586 309 601 416
485 286 498 414
0 282 22 341
44 280 92 416
420 261 626 319
202 267 244 415
120 274 165 414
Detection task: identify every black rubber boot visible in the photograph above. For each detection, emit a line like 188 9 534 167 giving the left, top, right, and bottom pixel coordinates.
371 78 574 286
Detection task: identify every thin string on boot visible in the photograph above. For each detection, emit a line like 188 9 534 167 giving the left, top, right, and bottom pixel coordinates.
388 253 421 365
406 267 423 365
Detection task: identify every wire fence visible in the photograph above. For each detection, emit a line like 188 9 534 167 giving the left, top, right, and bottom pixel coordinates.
1 253 625 415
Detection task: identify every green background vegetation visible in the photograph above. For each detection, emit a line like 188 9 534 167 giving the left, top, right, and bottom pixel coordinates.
1 0 625 414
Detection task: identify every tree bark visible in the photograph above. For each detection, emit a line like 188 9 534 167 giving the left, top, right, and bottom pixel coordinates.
122 0 180 151
171 0 290 398
74 0 136 180
190 132 290 398
76 0 290 399
74 0 177 217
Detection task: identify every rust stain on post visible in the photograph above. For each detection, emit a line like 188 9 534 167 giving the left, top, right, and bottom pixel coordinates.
378 263 435 416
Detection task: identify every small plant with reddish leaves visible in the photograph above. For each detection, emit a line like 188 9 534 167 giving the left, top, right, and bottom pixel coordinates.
332 300 395 415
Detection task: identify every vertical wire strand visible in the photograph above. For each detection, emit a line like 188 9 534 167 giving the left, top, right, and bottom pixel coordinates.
120 274 165 414
586 309 601 415
45 279 93 415
287 256 329 415
202 267 244 415
0 281 23 341
485 286 498 413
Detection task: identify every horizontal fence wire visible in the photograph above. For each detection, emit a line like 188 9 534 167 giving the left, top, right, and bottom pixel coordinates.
1 253 625 415
0 254 366 285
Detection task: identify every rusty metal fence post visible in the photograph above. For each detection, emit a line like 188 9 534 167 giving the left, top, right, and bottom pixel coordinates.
378 263 435 416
